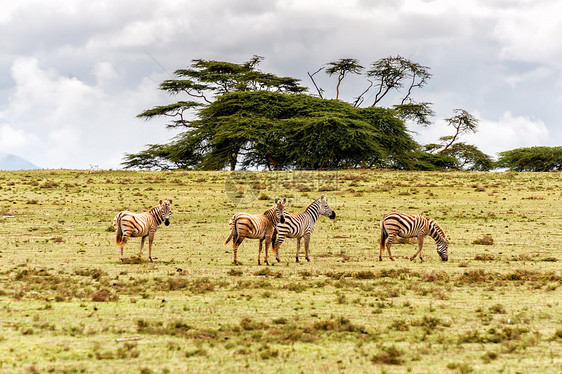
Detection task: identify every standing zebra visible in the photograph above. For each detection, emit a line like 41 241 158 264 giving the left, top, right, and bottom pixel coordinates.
273 195 336 263
113 200 172 262
224 199 286 265
379 212 448 262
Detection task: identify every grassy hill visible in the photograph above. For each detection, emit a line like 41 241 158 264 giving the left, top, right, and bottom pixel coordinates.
0 169 561 373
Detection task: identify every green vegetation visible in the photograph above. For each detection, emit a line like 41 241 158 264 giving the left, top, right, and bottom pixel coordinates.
0 169 561 373
126 56 491 171
497 146 562 171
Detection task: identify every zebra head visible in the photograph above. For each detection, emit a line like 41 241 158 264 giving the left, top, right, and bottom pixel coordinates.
274 198 286 224
318 195 336 220
436 235 448 261
159 199 172 226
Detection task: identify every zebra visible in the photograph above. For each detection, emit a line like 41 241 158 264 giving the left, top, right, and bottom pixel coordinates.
224 198 286 266
113 200 172 262
379 212 448 262
272 195 336 263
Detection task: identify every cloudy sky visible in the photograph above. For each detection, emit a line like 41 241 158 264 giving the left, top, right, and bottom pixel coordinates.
1 0 561 169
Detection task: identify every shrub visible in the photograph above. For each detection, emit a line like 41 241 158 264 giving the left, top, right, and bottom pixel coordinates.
371 345 405 365
92 289 118 302
473 234 494 245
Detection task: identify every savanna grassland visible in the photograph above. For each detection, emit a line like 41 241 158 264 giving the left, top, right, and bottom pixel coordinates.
0 169 561 374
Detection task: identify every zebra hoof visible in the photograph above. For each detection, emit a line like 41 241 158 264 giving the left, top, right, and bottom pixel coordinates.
390 257 395 261
379 257 382 261
305 257 310 262
296 258 299 263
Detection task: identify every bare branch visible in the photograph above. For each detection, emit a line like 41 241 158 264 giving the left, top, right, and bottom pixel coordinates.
307 67 325 99
353 80 373 107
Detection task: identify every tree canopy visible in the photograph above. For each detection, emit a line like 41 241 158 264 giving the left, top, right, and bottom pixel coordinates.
125 55 494 171
496 147 562 171
128 91 418 170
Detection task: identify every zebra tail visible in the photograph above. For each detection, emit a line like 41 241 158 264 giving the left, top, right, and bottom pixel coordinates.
115 213 124 246
224 217 237 245
380 221 388 252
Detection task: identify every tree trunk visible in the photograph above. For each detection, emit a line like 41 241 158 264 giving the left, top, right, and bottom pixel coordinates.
229 151 238 171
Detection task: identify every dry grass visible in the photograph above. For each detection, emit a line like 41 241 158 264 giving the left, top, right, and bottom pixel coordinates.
0 169 561 373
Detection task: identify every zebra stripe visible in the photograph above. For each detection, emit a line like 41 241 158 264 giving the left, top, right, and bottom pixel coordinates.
379 212 448 262
224 199 286 265
113 200 172 262
273 195 336 263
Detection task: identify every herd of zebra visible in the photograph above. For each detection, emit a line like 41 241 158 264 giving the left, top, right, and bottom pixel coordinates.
112 196 449 264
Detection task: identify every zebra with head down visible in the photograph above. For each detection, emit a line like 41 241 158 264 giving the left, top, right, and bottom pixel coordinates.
379 212 448 262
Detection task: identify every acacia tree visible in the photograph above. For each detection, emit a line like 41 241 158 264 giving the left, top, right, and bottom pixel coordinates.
496 146 562 171
308 55 434 125
126 55 491 171
324 58 364 101
415 109 493 171
128 56 306 170
439 109 479 152
194 91 417 170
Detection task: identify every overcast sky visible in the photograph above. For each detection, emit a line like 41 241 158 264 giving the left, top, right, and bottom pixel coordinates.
1 0 561 169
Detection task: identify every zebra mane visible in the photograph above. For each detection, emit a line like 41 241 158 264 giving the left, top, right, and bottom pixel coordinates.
428 219 447 242
262 204 279 221
151 203 167 220
305 198 320 212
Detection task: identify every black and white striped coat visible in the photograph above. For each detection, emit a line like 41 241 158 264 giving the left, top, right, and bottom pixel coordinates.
273 195 336 263
224 199 286 265
379 212 448 262
113 200 172 262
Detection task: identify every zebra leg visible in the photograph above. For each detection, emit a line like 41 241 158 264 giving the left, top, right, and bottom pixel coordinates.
274 237 284 263
148 234 154 262
119 232 129 261
139 236 147 258
304 235 311 262
233 237 244 265
411 236 425 262
264 237 271 266
258 238 264 266
295 238 301 262
386 235 395 261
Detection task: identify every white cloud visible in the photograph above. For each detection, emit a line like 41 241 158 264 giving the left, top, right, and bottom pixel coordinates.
0 57 178 169
413 111 549 158
464 112 549 156
1 0 561 169
0 124 41 152
494 1 562 66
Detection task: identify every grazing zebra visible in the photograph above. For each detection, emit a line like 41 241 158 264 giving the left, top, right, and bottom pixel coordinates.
113 200 172 262
273 195 336 263
224 199 286 265
379 212 448 262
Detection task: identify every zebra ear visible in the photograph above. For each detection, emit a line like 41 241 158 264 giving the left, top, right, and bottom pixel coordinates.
159 200 163 204
321 194 326 201
283 197 286 204
169 199 173 205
